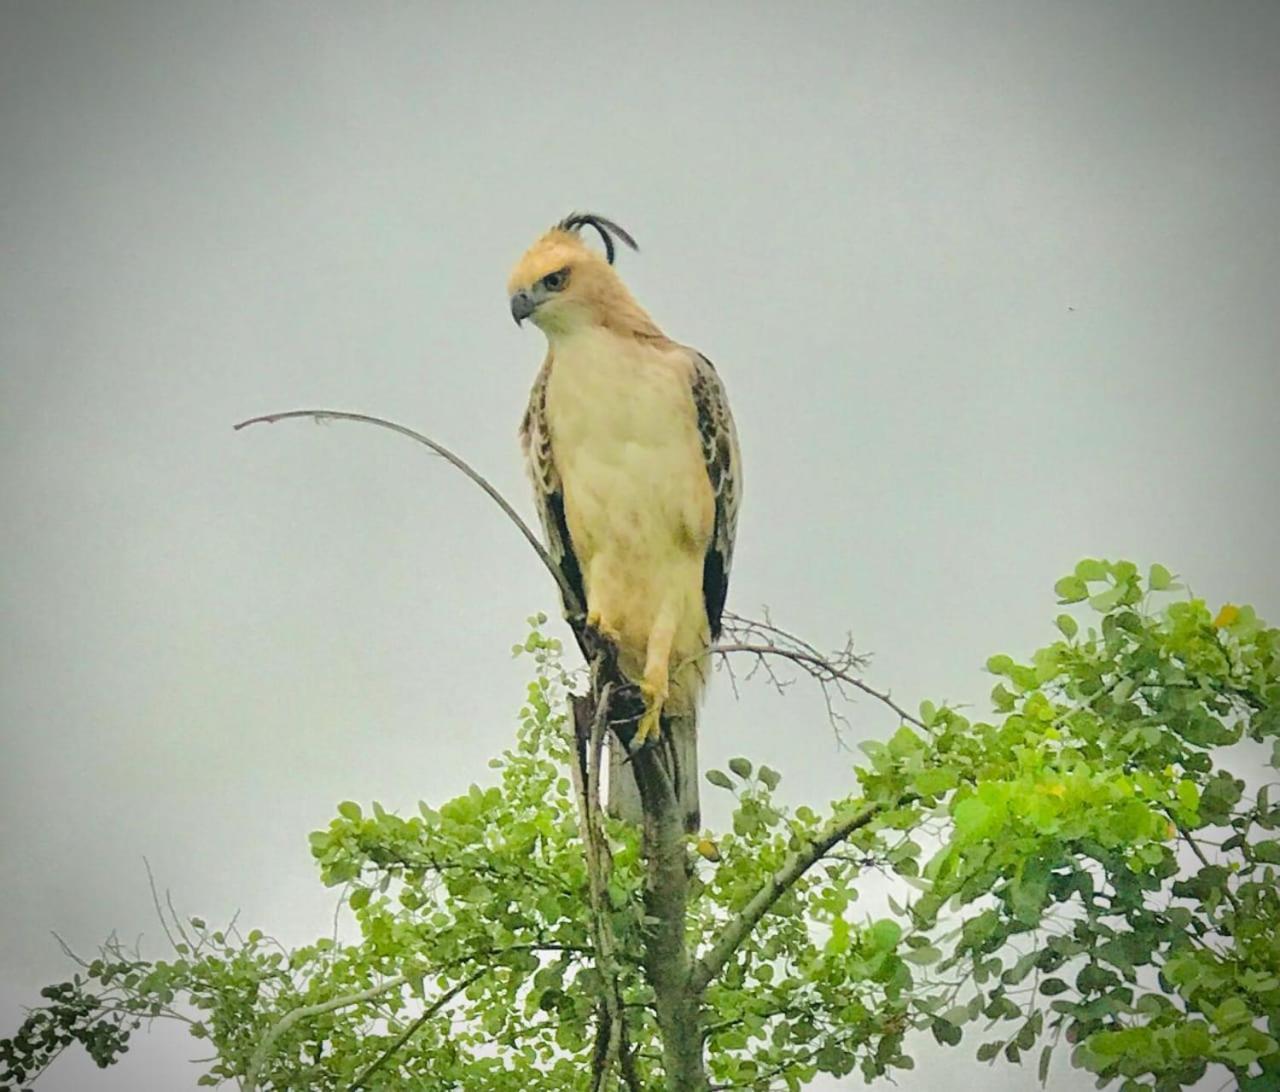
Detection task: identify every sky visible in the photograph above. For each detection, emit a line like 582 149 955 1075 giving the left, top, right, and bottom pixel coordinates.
2 2 1278 1089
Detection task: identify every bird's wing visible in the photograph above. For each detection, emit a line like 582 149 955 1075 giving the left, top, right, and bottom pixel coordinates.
689 351 741 640
520 354 586 617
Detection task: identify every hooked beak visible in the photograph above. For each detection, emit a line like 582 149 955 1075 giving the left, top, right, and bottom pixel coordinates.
510 290 537 325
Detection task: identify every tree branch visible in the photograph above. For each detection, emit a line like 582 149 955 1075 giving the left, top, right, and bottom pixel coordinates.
143 858 181 954
690 801 883 993
568 681 631 1091
242 943 577 1091
346 969 484 1092
713 611 925 733
1166 805 1243 917
233 409 584 619
243 973 409 1092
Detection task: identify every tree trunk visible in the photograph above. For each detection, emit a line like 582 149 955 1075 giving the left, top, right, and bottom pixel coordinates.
608 712 701 835
582 645 708 1089
633 744 707 1090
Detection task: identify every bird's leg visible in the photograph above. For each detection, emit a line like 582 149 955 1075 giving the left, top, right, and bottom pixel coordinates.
584 561 622 650
633 612 676 749
584 601 622 674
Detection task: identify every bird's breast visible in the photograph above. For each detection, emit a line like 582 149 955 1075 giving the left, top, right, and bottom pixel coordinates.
544 330 712 560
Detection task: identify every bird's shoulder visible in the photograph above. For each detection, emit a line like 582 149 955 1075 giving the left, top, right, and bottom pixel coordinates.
520 352 559 493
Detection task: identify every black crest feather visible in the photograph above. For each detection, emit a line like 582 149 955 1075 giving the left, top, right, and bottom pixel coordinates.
556 212 639 266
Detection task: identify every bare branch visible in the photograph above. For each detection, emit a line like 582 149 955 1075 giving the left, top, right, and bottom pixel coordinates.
690 801 883 993
715 609 925 732
143 858 180 954
164 888 196 953
50 933 89 969
233 409 584 619
225 909 244 945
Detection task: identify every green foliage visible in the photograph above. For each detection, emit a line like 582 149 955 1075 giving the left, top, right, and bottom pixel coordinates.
911 559 1280 1090
4 573 1277 1091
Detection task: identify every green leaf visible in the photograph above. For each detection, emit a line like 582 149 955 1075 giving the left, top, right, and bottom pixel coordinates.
1089 586 1123 612
1252 839 1280 863
337 801 362 822
705 769 734 790
1074 558 1108 582
953 796 999 839
728 757 753 780
1054 576 1088 603
825 915 850 956
913 767 958 796
1148 563 1173 590
1055 613 1078 639
349 887 371 910
1174 1021 1211 1056
758 765 781 791
930 1019 962 1046
866 919 902 952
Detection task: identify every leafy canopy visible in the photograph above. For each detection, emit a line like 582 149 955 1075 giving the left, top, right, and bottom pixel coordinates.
3 561 1277 1091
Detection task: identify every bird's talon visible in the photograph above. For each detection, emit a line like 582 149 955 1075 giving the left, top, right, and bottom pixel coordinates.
631 706 662 749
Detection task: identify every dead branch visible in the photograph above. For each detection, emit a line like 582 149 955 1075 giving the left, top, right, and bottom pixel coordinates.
233 409 585 624
716 610 925 732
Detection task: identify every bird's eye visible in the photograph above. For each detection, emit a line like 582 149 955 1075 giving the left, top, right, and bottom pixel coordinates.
541 268 569 292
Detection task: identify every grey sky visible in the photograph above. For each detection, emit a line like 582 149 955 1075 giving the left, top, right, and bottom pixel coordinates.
2 2 1277 1089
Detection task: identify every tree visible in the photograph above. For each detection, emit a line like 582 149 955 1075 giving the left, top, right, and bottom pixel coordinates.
4 416 1277 1091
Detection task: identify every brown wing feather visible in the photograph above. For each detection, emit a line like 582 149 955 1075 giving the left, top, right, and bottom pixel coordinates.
520 354 586 617
689 352 741 640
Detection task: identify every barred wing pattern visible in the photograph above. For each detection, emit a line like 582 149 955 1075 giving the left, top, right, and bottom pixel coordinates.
689 351 741 640
519 354 586 618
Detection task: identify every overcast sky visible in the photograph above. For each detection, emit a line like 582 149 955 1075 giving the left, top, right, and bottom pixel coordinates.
3 2 1278 1089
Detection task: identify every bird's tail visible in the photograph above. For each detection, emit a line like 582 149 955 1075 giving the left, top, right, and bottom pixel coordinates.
607 708 700 834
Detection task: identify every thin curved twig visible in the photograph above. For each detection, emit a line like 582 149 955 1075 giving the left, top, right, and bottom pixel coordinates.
233 409 583 618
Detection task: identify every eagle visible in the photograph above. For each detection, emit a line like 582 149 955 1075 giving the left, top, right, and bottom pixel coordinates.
509 213 741 832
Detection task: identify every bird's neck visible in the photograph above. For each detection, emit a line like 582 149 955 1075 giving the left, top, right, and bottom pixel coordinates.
544 300 667 349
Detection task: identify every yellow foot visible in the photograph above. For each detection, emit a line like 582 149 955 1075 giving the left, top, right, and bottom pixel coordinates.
632 697 663 749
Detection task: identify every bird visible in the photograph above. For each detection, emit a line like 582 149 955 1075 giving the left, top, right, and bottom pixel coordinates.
510 212 741 832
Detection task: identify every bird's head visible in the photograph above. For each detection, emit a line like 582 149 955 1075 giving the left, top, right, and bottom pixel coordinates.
507 213 654 339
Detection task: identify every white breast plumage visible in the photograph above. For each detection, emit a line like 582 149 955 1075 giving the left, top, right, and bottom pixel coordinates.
546 331 707 543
